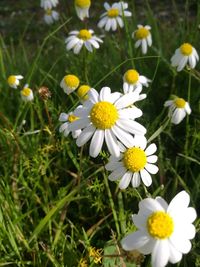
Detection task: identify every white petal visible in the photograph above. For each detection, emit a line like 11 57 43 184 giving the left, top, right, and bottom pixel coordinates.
88 88 99 103
105 19 112 31
141 39 147 54
99 87 111 101
84 41 93 52
147 155 158 163
139 239 156 254
151 240 170 267
116 119 146 135
139 198 165 217
76 124 95 146
168 242 182 264
140 169 152 187
121 231 150 251
111 18 117 31
119 172 132 189
155 197 168 211
89 39 100 49
73 41 83 54
105 160 123 171
59 122 69 133
177 56 187 71
169 234 192 254
98 17 108 28
131 172 141 187
118 107 143 119
108 167 127 181
70 118 90 131
66 38 79 50
168 191 190 213
105 129 120 157
145 143 157 156
111 125 135 147
171 108 186 124
185 102 191 114
89 129 104 158
116 16 123 28
115 92 141 109
59 113 68 122
135 39 141 48
145 163 159 174
189 54 196 69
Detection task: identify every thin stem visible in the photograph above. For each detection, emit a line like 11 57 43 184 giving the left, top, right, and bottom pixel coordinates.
184 71 192 157
103 171 120 237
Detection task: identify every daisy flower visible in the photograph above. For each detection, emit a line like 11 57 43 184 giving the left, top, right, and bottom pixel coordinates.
121 191 197 267
40 0 58 9
98 2 132 32
77 85 91 102
164 97 191 124
105 138 158 189
59 111 81 139
7 75 23 89
60 74 80 95
74 0 91 21
123 69 151 94
132 25 152 54
171 43 199 71
44 9 59 24
69 87 147 158
21 84 34 102
65 29 103 54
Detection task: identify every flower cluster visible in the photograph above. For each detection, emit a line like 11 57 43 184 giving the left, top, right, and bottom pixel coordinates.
7 75 34 102
40 0 59 25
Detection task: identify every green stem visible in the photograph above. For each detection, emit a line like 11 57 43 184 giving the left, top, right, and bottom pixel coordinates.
103 172 120 237
117 192 126 235
184 71 192 156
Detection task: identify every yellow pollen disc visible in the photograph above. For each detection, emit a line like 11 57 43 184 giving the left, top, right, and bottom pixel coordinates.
68 114 79 123
7 75 16 85
147 211 174 239
78 29 92 41
75 0 91 8
90 101 118 129
125 69 139 84
174 98 186 108
180 43 193 56
21 88 31 97
46 9 52 15
135 27 149 39
64 75 80 89
123 147 147 172
107 8 119 18
77 85 90 100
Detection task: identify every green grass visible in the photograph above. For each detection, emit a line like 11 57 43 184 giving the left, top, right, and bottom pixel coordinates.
0 0 200 266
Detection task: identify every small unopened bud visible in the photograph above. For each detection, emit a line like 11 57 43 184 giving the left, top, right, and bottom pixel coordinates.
38 86 51 100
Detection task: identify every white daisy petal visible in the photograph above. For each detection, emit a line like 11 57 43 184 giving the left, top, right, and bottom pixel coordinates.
145 163 159 174
168 243 182 264
121 231 150 251
108 166 127 181
140 169 152 187
131 172 141 187
145 143 157 156
76 125 95 146
151 240 170 267
111 126 135 147
168 191 190 212
105 129 120 157
89 129 104 158
119 172 132 189
147 155 158 163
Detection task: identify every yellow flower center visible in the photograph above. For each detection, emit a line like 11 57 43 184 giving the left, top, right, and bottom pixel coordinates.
135 27 149 39
123 147 147 172
21 88 32 97
64 75 80 89
90 101 118 129
75 0 91 8
78 29 92 41
107 8 119 18
7 75 16 85
147 211 174 239
45 8 52 15
68 114 79 123
180 43 193 56
125 69 139 84
174 98 186 108
77 85 90 100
